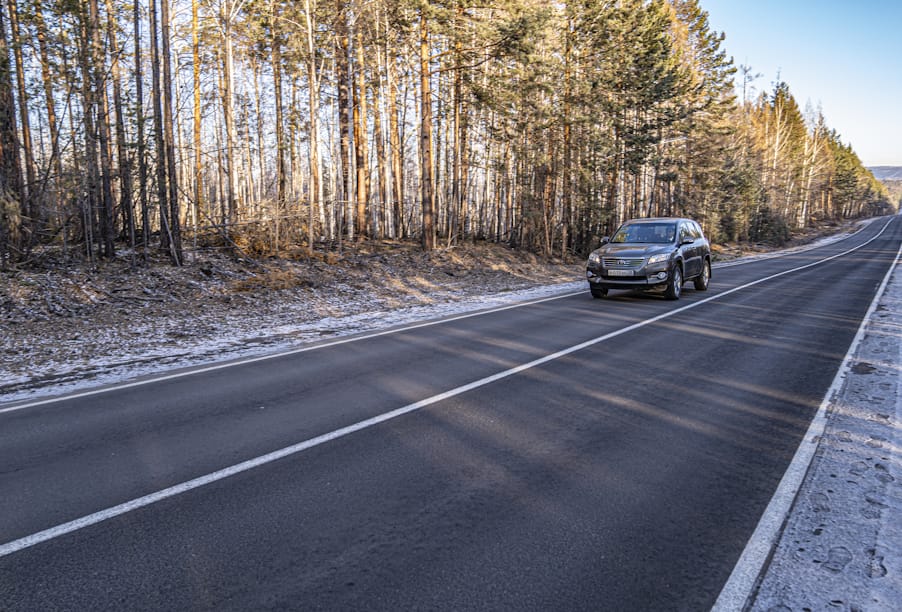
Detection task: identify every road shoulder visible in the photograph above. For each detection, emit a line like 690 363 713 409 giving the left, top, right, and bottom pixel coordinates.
750 254 902 610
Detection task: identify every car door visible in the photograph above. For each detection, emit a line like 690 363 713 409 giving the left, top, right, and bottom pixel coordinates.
679 222 700 278
691 221 709 271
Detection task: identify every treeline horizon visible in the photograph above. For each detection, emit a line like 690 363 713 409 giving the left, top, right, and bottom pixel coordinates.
0 0 895 268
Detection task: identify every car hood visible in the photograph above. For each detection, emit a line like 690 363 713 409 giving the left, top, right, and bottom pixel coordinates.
594 244 672 258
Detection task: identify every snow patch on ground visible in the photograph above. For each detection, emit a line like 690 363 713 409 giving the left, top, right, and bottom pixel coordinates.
1 279 584 405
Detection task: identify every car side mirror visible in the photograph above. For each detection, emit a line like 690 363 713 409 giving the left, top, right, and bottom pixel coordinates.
600 236 610 246
680 237 694 245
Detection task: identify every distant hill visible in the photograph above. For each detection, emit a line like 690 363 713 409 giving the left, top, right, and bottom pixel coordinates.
869 166 902 181
871 167 902 208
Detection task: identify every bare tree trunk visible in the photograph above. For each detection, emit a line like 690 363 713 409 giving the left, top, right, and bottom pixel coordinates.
459 86 470 242
353 22 370 240
799 119 822 228
105 0 135 255
371 55 387 240
271 14 286 214
221 1 238 224
76 9 98 260
0 0 23 266
434 76 445 237
85 0 116 258
134 0 149 259
160 0 181 262
34 0 63 191
215 107 226 221
561 16 573 258
335 2 352 241
248 58 263 206
325 73 338 239
241 83 254 215
192 0 203 234
419 9 435 250
5 0 34 217
149 0 173 260
386 47 403 239
303 0 321 255
450 11 462 245
34 0 68 257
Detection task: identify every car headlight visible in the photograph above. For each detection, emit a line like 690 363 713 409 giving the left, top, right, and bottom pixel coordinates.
588 252 602 265
647 253 669 265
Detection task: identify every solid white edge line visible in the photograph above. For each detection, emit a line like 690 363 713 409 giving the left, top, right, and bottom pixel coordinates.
711 221 902 611
0 219 895 560
713 217 877 270
0 216 884 415
0 289 585 415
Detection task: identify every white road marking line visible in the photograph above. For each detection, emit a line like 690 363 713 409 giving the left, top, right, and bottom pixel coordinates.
0 218 895 560
0 290 584 415
712 226 902 611
0 218 882 415
713 218 875 269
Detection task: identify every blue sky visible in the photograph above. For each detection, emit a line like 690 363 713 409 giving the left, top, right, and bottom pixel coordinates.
701 0 902 167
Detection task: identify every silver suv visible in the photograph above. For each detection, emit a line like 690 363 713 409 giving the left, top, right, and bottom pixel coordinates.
586 217 711 300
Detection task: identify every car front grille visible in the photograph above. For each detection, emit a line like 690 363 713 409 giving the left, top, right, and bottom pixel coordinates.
603 257 644 268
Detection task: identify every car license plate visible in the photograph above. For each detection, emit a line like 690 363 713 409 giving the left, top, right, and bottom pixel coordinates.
607 269 634 277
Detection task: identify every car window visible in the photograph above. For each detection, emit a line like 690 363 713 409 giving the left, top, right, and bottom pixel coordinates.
691 222 703 239
611 226 638 243
679 223 691 242
611 223 676 244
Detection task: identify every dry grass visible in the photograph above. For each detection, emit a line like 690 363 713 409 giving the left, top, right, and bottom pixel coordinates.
230 267 314 293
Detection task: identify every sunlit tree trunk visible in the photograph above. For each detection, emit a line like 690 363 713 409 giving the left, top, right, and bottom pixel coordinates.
419 8 435 250
450 6 462 244
335 2 352 241
371 48 387 240
192 0 203 232
799 115 824 228
221 1 238 223
271 18 286 213
353 21 369 240
386 45 403 239
561 14 573 257
303 0 322 254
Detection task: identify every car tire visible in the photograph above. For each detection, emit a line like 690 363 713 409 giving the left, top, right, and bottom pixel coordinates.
693 260 710 291
665 265 682 300
591 287 608 299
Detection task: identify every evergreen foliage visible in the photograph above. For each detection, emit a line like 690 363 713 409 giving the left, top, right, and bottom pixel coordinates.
0 0 893 267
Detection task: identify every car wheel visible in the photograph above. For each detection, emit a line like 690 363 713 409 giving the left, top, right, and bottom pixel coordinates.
694 260 710 291
665 265 682 300
591 287 608 299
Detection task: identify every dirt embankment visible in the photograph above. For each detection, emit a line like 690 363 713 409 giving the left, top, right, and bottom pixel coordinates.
1 241 579 397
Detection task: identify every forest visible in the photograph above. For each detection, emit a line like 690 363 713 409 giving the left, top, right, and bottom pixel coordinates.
0 0 895 269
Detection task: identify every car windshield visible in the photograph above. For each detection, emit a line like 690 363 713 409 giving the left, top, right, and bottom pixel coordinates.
611 223 676 244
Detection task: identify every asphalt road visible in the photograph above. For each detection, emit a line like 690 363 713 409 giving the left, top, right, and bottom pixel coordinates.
1 217 900 611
